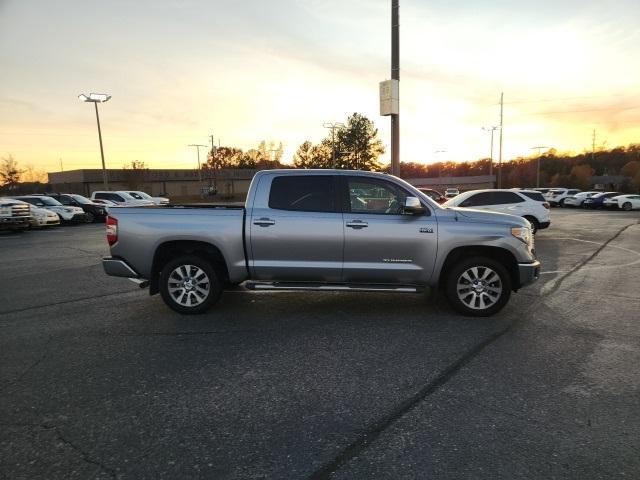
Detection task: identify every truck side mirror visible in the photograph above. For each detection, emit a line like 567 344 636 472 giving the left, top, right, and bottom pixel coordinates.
404 196 425 215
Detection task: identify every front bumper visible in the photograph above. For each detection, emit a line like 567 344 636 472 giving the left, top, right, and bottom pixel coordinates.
538 221 551 230
518 260 541 288
102 257 140 278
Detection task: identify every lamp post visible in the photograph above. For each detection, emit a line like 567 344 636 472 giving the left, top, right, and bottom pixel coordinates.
78 93 111 189
531 146 548 188
188 144 208 195
482 126 500 186
434 150 447 179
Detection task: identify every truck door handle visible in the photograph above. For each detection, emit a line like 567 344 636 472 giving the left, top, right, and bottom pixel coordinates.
253 218 275 227
346 220 368 229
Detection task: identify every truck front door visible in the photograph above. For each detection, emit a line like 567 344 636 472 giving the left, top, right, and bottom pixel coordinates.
341 176 438 285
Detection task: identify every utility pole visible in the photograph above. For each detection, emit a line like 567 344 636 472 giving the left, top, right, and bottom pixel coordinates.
391 0 400 176
498 92 504 188
210 134 217 189
482 126 500 185
59 158 64 172
323 122 344 168
592 129 596 163
531 146 548 188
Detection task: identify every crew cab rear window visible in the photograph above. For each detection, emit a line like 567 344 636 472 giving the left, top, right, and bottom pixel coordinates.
269 176 336 213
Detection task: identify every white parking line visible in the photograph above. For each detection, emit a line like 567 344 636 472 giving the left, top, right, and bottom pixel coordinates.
539 236 640 275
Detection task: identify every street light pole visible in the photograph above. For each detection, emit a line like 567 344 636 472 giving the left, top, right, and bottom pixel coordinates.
482 126 500 185
531 146 548 188
78 93 111 189
498 92 504 188
189 144 207 197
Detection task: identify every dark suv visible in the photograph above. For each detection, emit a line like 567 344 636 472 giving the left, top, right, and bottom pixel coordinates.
47 193 108 223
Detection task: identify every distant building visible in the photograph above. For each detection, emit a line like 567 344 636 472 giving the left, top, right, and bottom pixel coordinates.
405 175 496 192
47 168 258 200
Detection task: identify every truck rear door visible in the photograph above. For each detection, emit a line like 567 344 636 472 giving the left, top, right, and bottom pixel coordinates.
248 174 343 282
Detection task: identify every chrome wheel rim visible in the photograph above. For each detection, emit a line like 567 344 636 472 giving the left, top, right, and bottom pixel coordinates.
623 202 632 211
168 265 210 307
456 266 502 310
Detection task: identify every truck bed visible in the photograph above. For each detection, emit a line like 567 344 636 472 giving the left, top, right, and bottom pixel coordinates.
107 206 248 282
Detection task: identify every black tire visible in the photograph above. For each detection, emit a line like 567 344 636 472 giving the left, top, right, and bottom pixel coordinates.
559 198 566 208
524 216 539 234
445 256 512 317
85 212 95 223
159 255 222 314
622 202 632 211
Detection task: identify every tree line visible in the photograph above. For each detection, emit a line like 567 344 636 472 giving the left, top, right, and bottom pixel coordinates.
2 111 639 193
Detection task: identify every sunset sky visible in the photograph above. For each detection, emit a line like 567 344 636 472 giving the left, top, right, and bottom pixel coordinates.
1 0 639 173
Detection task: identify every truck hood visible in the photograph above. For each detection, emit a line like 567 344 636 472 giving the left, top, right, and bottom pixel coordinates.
445 207 529 228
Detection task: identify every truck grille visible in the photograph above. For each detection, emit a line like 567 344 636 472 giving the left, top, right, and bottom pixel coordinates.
11 204 31 218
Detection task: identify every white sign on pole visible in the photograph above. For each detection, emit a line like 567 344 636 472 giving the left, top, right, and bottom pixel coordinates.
379 79 399 116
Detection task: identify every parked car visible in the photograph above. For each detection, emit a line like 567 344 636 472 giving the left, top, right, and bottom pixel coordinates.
11 199 60 228
0 198 31 232
583 192 621 209
91 191 155 207
12 195 87 223
544 188 581 207
47 193 108 222
126 191 170 205
563 191 600 208
92 198 119 207
102 169 540 317
603 194 640 211
443 189 550 233
417 188 446 204
444 188 460 199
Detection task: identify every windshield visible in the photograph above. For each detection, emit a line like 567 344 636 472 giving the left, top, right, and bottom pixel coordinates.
71 194 92 204
129 191 152 200
24 196 62 206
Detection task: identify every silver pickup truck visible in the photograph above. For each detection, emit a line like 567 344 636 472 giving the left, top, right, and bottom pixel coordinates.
102 169 540 316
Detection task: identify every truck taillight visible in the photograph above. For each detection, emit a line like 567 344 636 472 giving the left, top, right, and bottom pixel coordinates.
542 202 550 209
106 215 118 246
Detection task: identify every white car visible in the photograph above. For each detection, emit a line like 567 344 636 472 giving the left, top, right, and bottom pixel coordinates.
444 188 460 199
603 194 640 211
563 191 600 208
126 191 169 205
13 195 86 223
14 200 60 228
544 188 581 207
443 189 551 233
91 191 155 207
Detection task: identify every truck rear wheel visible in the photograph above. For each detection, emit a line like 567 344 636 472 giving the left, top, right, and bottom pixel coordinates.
445 256 512 317
159 255 222 314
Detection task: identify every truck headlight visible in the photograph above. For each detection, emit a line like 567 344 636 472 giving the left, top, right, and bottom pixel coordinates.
511 226 532 246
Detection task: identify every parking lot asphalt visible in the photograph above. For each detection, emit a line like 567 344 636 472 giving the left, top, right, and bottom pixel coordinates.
1 209 639 480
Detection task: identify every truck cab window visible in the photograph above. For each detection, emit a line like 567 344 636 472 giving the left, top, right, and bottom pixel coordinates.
347 178 406 214
269 176 336 213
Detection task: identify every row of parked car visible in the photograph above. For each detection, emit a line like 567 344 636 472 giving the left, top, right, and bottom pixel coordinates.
536 188 640 210
415 186 639 234
0 190 170 232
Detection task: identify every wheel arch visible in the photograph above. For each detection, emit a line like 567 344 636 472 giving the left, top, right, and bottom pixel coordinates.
438 246 520 291
150 240 229 295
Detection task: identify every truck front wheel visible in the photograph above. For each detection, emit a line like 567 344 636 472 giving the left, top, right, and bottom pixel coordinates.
445 257 512 317
159 255 222 314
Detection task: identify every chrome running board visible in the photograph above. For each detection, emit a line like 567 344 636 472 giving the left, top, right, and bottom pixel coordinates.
244 282 423 294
